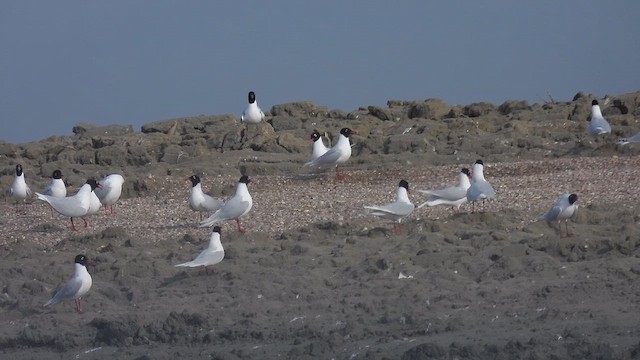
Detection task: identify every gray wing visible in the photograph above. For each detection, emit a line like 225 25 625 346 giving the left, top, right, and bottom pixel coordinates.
176 249 225 267
44 276 82 306
365 202 415 217
588 117 611 135
539 205 562 222
304 147 342 167
202 195 224 212
199 199 250 227
419 185 466 201
467 181 496 200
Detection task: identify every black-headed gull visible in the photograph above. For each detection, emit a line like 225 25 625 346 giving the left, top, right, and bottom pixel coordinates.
94 174 125 215
304 127 358 180
617 131 640 145
44 254 93 314
187 175 225 220
176 226 225 272
199 175 253 232
365 180 415 233
537 193 578 237
466 160 496 212
418 168 471 211
241 91 265 124
36 179 102 230
11 164 32 201
587 100 612 136
41 170 67 198
81 188 102 228
309 129 330 160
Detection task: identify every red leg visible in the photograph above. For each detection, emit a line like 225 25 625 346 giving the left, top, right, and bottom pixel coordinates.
335 166 345 181
70 218 78 231
83 218 89 228
236 219 247 233
75 298 84 314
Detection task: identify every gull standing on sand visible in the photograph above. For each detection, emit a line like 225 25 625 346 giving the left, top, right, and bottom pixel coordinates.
309 129 330 160
81 187 103 228
587 100 612 136
94 174 125 215
11 164 32 201
41 170 66 198
364 180 415 233
418 168 471 211
537 193 578 237
187 175 225 220
304 127 358 180
466 160 496 212
176 226 225 271
36 179 102 230
44 254 93 314
199 175 253 233
617 131 640 145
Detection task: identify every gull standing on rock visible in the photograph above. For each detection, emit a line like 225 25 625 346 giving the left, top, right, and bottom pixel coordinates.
309 129 330 160
241 91 265 124
418 168 471 211
304 127 358 180
176 226 225 272
94 174 125 215
187 175 225 220
587 100 612 136
537 193 578 237
199 175 253 233
44 254 93 314
466 160 496 213
36 179 102 231
41 170 67 198
11 164 32 201
240 91 265 139
364 180 415 234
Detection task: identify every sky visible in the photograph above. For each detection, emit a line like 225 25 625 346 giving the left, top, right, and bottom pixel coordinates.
1 1 639 144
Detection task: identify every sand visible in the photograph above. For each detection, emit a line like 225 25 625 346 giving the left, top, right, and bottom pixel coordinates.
1 93 640 359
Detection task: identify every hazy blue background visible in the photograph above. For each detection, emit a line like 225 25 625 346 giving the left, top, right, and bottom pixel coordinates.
1 1 639 144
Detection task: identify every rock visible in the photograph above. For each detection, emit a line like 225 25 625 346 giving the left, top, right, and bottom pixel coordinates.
498 100 532 115
463 102 496 117
75 124 134 138
270 101 327 118
408 99 450 119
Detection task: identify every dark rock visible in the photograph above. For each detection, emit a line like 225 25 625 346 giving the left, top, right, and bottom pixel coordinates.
408 99 450 119
498 100 532 115
463 102 496 117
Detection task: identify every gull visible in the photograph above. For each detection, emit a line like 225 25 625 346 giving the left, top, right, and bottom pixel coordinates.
418 168 472 211
587 100 612 135
11 164 32 201
36 179 102 230
303 127 358 180
364 180 415 234
176 226 225 272
466 160 496 212
44 254 93 314
309 129 330 160
199 175 253 232
537 193 578 237
617 131 640 145
187 175 225 220
81 189 102 228
41 169 66 198
94 174 125 215
241 91 265 124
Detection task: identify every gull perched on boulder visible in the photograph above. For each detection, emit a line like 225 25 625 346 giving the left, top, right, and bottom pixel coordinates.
587 100 611 136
